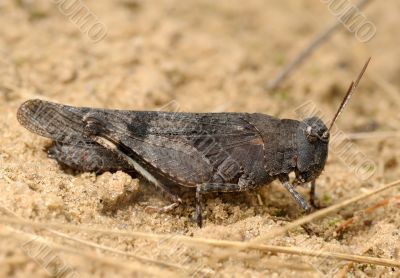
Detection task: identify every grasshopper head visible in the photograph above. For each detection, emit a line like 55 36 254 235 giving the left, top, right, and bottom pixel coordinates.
295 117 329 183
294 58 371 184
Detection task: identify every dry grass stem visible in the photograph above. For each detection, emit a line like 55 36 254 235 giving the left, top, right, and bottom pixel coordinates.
1 214 400 268
251 179 400 243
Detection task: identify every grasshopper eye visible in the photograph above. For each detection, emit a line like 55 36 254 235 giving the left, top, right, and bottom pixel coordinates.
305 126 317 143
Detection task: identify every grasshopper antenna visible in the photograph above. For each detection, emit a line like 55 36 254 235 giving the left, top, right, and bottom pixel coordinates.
327 57 371 133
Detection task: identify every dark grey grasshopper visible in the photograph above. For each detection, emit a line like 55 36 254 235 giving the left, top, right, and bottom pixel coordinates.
17 59 370 227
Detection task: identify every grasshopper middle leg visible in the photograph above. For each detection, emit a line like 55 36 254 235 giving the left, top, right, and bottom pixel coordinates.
279 175 311 213
195 176 257 227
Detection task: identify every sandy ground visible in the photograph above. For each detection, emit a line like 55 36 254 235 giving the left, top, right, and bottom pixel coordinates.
1 0 400 277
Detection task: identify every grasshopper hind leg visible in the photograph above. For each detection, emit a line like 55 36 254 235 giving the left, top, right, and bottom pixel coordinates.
47 141 132 173
87 131 183 215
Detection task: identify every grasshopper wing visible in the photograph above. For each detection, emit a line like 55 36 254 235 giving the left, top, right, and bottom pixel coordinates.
84 109 273 186
18 99 91 143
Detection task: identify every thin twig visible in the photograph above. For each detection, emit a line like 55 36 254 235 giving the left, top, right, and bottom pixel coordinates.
0 205 183 272
335 194 400 234
48 228 186 271
3 226 173 277
250 179 400 243
266 0 374 91
2 216 399 268
335 245 374 278
333 195 400 277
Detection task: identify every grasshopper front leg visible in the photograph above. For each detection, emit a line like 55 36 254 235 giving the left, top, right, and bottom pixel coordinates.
279 175 311 213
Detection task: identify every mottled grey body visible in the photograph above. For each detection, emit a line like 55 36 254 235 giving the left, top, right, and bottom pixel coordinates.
17 99 329 226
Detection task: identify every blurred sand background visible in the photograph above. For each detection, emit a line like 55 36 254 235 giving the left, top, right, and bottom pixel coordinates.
0 0 400 277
